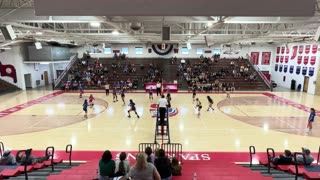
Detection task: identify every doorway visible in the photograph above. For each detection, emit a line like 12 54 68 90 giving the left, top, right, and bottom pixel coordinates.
303 76 309 92
44 71 49 86
24 74 32 89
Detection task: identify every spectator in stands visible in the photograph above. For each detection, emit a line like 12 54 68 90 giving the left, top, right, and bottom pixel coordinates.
154 149 172 180
145 147 156 164
0 149 16 165
171 157 181 176
16 149 49 165
293 147 314 165
99 150 115 179
270 150 292 165
129 152 161 180
115 152 130 178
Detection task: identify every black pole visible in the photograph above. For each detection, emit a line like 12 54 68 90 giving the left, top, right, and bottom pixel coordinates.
65 144 72 166
249 146 256 167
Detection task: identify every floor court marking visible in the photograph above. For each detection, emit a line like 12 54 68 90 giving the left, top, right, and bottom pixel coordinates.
0 91 64 119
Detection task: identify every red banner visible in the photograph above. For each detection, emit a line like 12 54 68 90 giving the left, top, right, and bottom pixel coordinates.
250 52 260 65
312 44 318 54
281 47 285 54
276 47 280 54
305 45 310 54
261 52 271 65
276 56 279 63
285 56 289 63
291 46 298 59
280 56 284 63
310 56 316 65
298 45 304 54
297 56 302 64
304 56 309 65
286 47 290 54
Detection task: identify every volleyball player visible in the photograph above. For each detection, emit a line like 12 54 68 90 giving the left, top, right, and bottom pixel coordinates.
149 87 153 101
120 88 125 104
113 87 118 102
83 99 88 119
195 98 202 117
207 96 214 111
89 94 95 108
127 99 140 118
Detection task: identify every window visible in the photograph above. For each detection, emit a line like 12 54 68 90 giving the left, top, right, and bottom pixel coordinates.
181 47 189 55
213 48 221 55
104 47 112 54
135 47 143 54
196 48 203 55
121 47 129 54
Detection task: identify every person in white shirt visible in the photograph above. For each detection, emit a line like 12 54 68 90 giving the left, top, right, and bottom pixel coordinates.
105 83 110 96
158 95 168 135
156 81 162 96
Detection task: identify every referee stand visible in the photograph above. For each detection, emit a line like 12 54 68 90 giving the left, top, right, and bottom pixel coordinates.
154 106 170 144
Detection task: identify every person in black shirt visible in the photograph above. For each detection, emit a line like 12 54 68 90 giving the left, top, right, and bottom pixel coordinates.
207 96 214 112
154 149 172 179
271 150 292 165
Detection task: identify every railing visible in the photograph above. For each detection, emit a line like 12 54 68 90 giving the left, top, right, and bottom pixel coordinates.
138 143 160 154
249 146 256 167
162 143 183 164
66 144 72 166
293 152 306 180
54 54 78 88
266 148 275 173
46 146 55 172
0 142 4 157
16 149 32 180
317 145 320 165
253 65 271 89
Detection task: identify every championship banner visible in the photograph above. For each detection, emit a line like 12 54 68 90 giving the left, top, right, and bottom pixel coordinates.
275 64 278 71
276 56 279 63
302 67 307 75
303 56 309 65
297 56 302 64
281 47 285 54
312 44 318 54
279 64 283 72
296 66 301 75
261 52 271 65
250 52 259 65
286 47 290 54
277 47 280 54
289 65 294 74
285 56 289 63
291 46 298 59
298 45 304 54
310 56 316 65
309 67 315 77
284 65 288 73
305 45 311 54
280 56 284 63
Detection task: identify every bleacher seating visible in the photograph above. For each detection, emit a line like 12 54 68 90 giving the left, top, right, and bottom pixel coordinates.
0 79 20 95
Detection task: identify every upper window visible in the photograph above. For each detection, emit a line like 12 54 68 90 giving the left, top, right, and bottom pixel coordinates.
135 47 143 54
196 48 203 55
181 47 189 55
213 48 221 54
121 47 129 54
104 47 112 54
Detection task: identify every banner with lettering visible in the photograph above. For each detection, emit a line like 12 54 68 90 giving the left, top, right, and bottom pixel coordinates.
261 52 271 65
277 47 280 54
291 46 298 59
305 45 310 54
284 65 288 73
276 56 279 63
279 65 283 72
285 56 289 63
296 66 301 75
289 65 294 74
275 64 278 71
312 44 318 54
309 67 315 77
297 56 302 64
310 56 316 65
250 52 259 65
298 45 304 54
280 56 284 63
302 67 307 75
303 56 309 65
281 47 285 54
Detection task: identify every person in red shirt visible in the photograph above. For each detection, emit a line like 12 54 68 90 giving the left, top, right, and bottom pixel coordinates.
89 94 95 109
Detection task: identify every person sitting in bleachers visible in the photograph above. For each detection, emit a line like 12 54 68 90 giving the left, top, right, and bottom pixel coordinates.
171 157 181 176
293 147 314 165
154 149 172 180
270 150 292 165
145 147 155 164
0 149 16 165
99 150 115 179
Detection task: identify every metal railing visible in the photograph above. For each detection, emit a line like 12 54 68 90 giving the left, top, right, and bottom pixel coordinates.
46 146 55 172
16 149 32 180
293 152 306 180
317 145 320 165
266 148 275 173
162 143 183 164
249 146 256 167
66 144 72 166
138 143 160 154
253 65 271 89
54 54 78 88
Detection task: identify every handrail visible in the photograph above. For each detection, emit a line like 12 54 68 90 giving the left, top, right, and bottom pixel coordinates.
293 152 306 180
65 144 72 166
138 143 160 154
253 65 271 89
318 145 320 165
54 54 78 88
249 146 256 167
46 146 55 172
162 143 183 165
16 148 32 180
0 142 4 157
266 148 275 173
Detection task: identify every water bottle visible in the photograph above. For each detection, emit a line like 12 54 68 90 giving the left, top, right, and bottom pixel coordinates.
193 172 197 180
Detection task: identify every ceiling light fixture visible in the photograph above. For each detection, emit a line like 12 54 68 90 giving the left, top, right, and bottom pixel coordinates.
112 30 119 35
207 22 213 27
35 32 43 35
90 22 101 27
